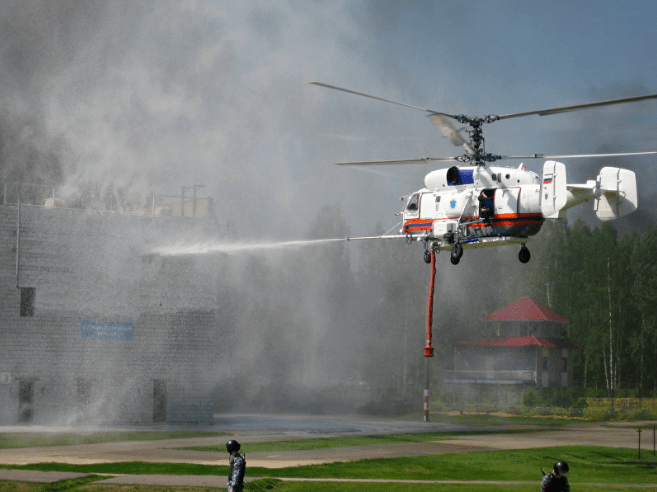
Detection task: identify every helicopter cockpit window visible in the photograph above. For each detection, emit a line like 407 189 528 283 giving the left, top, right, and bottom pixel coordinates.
406 193 419 212
492 173 497 181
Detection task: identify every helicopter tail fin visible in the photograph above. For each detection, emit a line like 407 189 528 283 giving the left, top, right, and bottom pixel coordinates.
595 167 638 221
541 160 568 218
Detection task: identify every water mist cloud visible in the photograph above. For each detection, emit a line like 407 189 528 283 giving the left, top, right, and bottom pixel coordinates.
1 1 403 238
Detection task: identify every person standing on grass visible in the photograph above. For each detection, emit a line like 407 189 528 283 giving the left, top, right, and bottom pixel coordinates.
226 439 246 492
541 461 570 492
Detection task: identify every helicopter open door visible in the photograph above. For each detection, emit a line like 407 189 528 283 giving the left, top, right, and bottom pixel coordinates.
541 161 567 218
595 167 638 221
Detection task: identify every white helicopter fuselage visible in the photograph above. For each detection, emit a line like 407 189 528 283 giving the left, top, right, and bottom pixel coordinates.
401 161 637 256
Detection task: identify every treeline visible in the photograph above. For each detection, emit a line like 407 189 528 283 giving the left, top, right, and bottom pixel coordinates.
524 219 657 396
218 208 657 414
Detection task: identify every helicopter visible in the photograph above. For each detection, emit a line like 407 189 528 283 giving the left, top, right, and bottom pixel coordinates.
310 82 657 265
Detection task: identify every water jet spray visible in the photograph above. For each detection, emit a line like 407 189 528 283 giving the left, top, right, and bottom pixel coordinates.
151 238 346 256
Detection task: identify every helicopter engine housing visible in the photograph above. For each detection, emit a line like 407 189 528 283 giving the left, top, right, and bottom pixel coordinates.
433 220 458 238
424 166 475 190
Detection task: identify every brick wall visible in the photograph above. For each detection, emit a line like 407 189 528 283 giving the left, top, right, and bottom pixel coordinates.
0 204 224 424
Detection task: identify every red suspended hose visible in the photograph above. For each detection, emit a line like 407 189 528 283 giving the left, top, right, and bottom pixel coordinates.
424 250 435 358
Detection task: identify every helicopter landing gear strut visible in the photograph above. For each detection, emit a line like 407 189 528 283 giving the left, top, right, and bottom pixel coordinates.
519 244 531 263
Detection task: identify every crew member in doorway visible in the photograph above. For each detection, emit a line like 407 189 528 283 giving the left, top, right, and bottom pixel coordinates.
541 461 570 492
478 190 494 223
226 439 246 492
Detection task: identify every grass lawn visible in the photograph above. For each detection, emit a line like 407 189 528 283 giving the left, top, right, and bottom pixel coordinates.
1 424 656 491
2 446 656 483
401 412 596 426
0 480 650 491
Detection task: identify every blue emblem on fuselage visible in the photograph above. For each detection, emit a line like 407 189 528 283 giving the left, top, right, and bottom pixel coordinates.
450 200 456 209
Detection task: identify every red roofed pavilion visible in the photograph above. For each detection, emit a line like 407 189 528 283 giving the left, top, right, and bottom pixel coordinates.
446 297 582 388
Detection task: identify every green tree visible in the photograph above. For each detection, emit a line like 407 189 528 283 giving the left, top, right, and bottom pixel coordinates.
629 228 657 394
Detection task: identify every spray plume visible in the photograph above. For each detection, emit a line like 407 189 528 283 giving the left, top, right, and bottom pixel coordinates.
152 238 346 256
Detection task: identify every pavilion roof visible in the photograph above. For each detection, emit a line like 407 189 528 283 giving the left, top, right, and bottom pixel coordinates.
485 296 570 322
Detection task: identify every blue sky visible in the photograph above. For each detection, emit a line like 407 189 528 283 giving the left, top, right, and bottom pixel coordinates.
378 1 657 97
2 0 657 238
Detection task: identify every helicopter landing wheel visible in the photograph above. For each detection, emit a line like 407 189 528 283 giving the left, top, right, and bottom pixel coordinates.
519 245 531 263
424 250 432 264
450 243 463 265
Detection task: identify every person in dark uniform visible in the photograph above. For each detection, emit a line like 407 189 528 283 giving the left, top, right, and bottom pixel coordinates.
226 439 246 492
478 190 494 223
541 461 570 492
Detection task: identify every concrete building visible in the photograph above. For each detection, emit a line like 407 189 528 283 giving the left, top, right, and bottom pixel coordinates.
0 197 225 425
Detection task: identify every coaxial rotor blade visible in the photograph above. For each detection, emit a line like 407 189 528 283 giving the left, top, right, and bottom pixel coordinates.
500 151 657 160
427 114 475 153
497 93 657 120
336 156 459 166
309 81 459 120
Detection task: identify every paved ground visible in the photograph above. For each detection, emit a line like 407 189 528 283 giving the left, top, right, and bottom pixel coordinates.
0 414 508 468
0 469 93 484
1 415 656 488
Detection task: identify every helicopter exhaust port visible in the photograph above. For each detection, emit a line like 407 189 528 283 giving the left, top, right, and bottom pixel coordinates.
446 166 460 185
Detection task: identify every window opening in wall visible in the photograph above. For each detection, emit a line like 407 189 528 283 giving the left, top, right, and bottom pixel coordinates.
153 380 167 423
18 379 34 422
20 287 35 317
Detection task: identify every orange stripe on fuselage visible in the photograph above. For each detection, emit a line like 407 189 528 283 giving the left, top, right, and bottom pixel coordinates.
403 213 544 233
467 213 544 229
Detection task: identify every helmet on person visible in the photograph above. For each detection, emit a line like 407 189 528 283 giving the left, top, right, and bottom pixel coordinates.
226 440 241 453
554 461 569 475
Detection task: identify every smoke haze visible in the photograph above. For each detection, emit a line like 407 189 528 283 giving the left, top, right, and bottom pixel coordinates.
3 1 657 235
2 1 657 418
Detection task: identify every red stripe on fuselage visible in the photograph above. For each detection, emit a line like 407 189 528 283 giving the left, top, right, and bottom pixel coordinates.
467 213 544 229
403 213 544 234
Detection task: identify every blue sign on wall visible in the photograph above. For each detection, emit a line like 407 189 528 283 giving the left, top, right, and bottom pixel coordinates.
81 321 134 341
